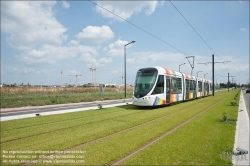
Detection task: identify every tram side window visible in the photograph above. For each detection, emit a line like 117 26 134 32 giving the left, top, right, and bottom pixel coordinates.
198 81 202 92
191 80 196 92
166 77 170 94
185 79 190 93
172 77 182 94
152 75 164 94
177 78 182 93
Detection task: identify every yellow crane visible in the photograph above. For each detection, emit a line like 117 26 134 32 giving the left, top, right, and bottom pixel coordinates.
114 74 125 85
89 67 112 86
61 71 82 87
69 74 82 87
89 67 99 86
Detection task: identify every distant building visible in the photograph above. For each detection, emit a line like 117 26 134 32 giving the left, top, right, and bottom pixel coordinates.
104 84 118 87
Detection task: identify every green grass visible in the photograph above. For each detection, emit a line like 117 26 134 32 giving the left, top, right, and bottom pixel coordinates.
0 90 240 165
1 100 207 150
1 88 133 108
49 91 237 165
120 91 239 165
1 109 140 143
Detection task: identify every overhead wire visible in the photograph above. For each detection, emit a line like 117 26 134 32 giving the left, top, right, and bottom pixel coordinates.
89 0 188 56
169 0 232 76
168 0 226 64
89 0 212 72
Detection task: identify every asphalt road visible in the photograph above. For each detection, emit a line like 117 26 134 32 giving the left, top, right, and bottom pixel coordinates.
0 99 132 117
242 89 250 119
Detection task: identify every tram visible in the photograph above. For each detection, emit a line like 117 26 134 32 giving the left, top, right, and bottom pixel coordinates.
132 66 212 106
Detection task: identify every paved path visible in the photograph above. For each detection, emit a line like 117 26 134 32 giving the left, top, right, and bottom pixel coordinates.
233 90 250 165
242 90 250 119
0 99 132 121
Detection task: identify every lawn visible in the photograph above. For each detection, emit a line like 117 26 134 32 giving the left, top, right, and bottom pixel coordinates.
0 86 133 108
0 89 240 165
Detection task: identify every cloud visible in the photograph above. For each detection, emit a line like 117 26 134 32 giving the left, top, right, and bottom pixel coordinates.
1 1 67 50
240 28 247 32
76 25 114 44
2 67 38 75
95 1 160 21
104 39 131 57
19 45 98 64
62 1 70 9
79 53 112 67
68 70 81 75
129 51 187 65
68 40 79 46
99 57 112 63
127 58 135 64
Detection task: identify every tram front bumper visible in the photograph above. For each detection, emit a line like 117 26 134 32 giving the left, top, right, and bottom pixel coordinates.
132 96 154 106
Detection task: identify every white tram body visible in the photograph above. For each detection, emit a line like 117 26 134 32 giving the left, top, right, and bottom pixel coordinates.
132 66 212 106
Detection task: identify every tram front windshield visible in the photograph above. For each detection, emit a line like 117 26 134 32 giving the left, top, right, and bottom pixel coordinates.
134 68 158 98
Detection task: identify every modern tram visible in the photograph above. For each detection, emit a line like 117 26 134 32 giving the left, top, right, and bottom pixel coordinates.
132 66 212 106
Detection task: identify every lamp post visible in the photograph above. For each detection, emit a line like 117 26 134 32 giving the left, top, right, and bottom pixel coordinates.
204 73 208 79
197 71 202 77
179 63 185 72
124 41 135 103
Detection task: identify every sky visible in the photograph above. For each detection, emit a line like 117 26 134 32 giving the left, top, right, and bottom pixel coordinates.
1 0 249 86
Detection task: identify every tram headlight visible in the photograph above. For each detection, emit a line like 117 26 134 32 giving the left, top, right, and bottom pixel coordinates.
143 96 151 100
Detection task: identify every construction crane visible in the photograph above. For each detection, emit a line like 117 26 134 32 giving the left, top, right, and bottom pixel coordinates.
69 74 82 87
61 70 64 86
89 67 112 86
89 67 98 86
114 74 125 85
61 71 82 87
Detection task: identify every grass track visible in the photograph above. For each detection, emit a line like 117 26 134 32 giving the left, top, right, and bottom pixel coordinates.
0 90 240 165
1 109 144 143
62 91 235 165
1 98 210 144
119 91 239 165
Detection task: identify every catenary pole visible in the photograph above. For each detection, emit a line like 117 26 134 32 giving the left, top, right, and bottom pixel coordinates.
212 54 214 96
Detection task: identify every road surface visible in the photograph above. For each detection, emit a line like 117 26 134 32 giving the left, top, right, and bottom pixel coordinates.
0 99 132 120
242 89 250 119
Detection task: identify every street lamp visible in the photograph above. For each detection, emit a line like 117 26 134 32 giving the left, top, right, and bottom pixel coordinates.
204 73 208 79
179 63 185 72
197 71 202 77
124 41 135 102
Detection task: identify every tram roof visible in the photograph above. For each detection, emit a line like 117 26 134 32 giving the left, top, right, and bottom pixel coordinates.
140 66 212 82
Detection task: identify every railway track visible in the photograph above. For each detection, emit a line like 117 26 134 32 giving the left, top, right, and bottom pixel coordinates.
3 109 126 132
1 98 209 144
1 91 236 166
1 110 144 144
22 101 205 166
109 95 229 165
20 98 215 166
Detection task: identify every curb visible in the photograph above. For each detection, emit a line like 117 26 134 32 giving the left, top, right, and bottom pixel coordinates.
0 102 132 122
233 90 249 165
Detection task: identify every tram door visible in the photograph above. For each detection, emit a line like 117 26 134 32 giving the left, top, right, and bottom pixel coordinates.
166 76 170 103
205 83 208 96
185 79 190 99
